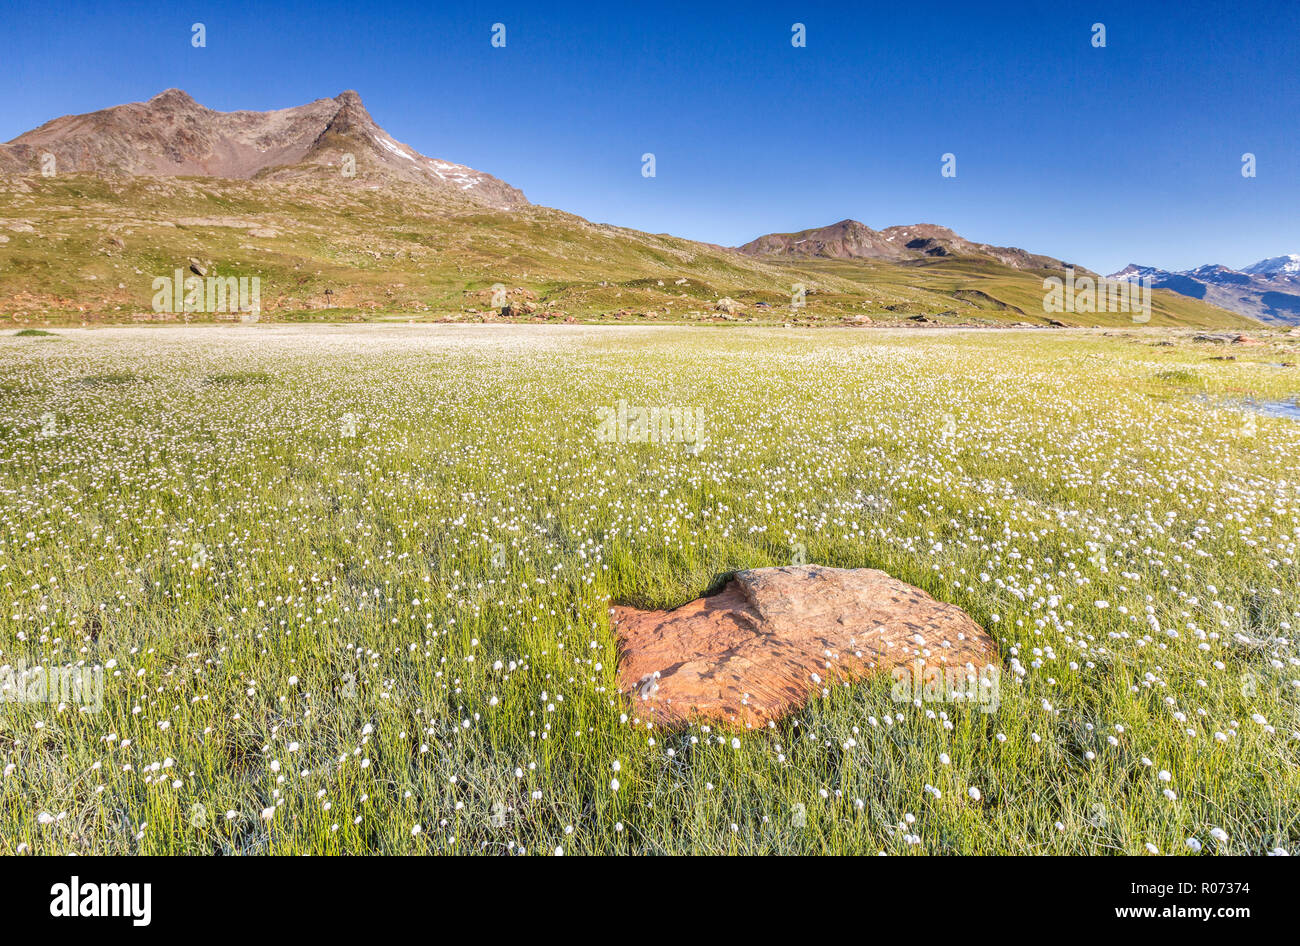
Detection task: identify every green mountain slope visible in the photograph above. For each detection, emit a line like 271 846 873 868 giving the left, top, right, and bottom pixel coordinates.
0 173 1256 329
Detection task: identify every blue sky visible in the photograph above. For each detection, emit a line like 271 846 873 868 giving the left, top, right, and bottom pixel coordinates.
2 0 1296 274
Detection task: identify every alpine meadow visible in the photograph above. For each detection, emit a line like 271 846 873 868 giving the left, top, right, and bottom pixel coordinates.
2 325 1297 855
1 1 1299 878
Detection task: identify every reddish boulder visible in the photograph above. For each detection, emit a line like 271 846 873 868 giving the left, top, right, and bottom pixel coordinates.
611 565 996 728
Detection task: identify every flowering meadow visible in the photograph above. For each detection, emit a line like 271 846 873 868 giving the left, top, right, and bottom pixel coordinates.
1 324 1297 855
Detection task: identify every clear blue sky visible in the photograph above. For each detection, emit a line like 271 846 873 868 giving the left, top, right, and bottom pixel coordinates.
3 0 1296 274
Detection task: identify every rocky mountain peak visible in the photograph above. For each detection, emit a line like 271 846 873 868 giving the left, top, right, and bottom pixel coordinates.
0 89 527 210
738 219 1077 272
149 88 198 106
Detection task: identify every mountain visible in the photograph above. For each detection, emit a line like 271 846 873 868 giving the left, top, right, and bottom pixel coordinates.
1109 258 1300 325
0 89 526 210
738 219 1088 273
1241 255 1300 277
0 90 1257 329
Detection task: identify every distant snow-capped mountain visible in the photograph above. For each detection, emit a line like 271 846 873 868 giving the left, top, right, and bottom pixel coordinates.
1241 254 1300 277
1108 256 1300 325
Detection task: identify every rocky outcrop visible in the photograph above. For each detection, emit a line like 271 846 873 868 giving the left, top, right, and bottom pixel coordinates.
611 565 996 728
736 219 1081 273
0 89 527 210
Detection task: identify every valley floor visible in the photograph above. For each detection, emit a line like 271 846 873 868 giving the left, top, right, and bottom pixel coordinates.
1 324 1297 854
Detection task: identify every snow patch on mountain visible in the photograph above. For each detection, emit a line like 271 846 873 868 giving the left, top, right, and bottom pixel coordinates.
1242 254 1300 276
373 133 416 163
1106 257 1300 325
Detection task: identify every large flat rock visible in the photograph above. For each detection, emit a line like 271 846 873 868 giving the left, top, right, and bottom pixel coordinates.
611 565 997 728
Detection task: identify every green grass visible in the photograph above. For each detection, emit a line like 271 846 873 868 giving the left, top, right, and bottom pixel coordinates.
77 372 145 386
13 328 57 337
0 324 1296 855
0 173 1257 329
203 371 273 386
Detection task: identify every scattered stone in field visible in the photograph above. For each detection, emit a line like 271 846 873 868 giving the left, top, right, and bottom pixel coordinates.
501 300 539 317
188 258 207 276
247 228 278 238
1195 332 1260 345
176 216 255 227
611 565 996 728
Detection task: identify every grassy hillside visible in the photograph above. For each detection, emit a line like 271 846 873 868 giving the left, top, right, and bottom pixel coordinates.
796 257 1253 328
0 173 1256 329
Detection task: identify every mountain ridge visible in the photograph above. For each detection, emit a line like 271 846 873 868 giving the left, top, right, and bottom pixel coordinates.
0 89 1262 329
0 88 527 210
1109 258 1300 325
737 218 1089 274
